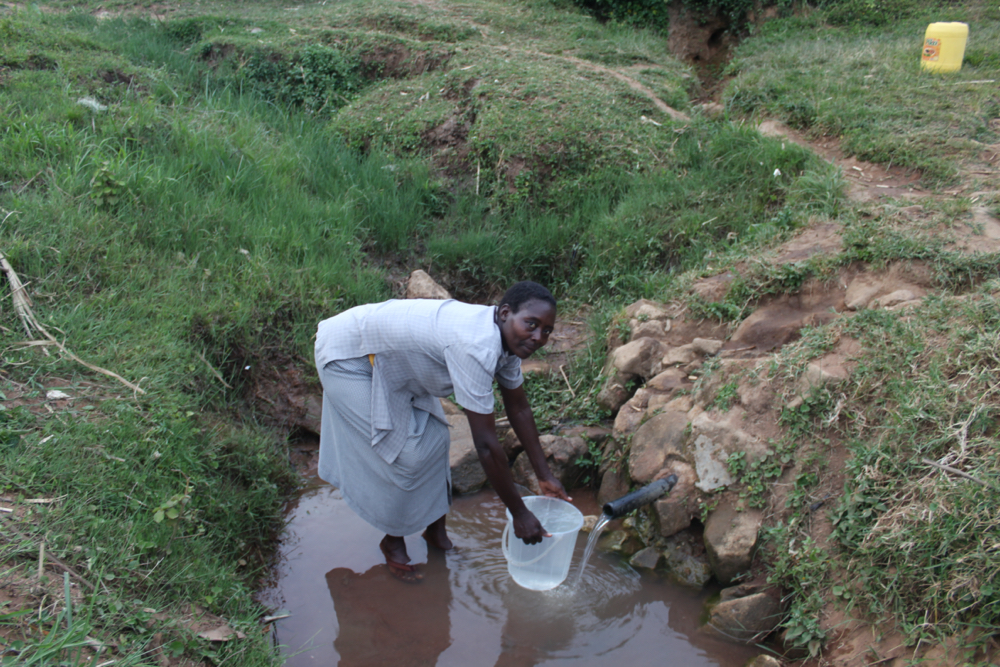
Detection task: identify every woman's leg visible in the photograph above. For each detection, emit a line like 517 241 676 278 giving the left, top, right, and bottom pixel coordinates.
423 514 454 551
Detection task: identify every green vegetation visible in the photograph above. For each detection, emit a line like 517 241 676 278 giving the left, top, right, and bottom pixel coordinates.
1 0 999 662
726 3 1000 184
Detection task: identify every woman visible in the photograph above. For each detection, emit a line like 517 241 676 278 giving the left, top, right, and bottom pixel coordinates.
314 281 570 582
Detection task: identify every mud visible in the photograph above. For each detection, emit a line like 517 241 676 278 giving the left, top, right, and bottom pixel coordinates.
260 482 763 666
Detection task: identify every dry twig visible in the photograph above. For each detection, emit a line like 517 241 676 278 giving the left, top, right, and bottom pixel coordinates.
1 248 146 395
558 364 576 398
197 350 232 389
921 458 989 487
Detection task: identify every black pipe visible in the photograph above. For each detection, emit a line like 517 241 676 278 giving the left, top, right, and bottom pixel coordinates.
602 474 678 519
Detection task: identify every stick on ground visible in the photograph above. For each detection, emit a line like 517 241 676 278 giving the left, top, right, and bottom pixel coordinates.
1 248 146 395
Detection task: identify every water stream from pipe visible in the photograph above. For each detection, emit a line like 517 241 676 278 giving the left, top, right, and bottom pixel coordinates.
572 512 611 585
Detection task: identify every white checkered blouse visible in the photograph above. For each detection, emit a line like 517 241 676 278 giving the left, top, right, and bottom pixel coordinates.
314 299 523 464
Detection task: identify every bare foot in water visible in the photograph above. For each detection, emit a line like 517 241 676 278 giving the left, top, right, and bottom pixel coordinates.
422 514 454 551
380 535 423 583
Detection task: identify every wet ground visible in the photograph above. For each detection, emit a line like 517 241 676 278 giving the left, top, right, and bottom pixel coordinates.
260 479 763 666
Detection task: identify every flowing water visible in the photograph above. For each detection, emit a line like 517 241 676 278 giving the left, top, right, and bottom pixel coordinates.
259 478 762 666
572 512 611 585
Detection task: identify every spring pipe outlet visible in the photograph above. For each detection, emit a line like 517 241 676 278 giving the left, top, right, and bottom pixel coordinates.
602 475 678 519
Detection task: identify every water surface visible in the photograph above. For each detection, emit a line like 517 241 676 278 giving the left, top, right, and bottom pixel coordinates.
260 479 761 666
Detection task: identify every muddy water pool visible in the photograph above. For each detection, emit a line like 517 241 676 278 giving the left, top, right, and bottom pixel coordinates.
260 478 762 666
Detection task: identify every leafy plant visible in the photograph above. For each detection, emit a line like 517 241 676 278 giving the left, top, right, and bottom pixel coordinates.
89 160 126 209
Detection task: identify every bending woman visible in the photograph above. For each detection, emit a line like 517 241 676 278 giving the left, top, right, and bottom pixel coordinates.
314 281 570 581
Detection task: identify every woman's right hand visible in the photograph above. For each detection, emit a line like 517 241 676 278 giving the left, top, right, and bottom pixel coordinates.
511 508 548 545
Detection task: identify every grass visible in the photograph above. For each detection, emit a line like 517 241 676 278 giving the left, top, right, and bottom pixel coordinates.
724 2 1000 186
758 288 1000 657
1 0 998 663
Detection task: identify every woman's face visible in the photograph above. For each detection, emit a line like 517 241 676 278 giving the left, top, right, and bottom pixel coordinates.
499 298 557 359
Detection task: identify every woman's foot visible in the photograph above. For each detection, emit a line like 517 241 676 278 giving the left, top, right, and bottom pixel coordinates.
422 515 454 551
380 535 423 583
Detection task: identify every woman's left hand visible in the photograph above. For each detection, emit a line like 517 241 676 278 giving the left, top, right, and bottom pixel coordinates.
538 476 571 501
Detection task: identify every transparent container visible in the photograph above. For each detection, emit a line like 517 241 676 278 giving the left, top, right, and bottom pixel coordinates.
921 22 969 73
502 496 583 591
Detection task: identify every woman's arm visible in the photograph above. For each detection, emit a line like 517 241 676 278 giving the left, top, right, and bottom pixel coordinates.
498 384 570 501
465 409 548 544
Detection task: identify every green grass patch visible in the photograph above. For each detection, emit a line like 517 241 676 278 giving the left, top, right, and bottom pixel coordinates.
724 3 1000 185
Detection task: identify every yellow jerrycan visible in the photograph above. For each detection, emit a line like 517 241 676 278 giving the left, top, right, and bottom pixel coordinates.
921 22 969 73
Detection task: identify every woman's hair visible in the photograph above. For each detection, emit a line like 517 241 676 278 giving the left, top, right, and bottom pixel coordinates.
499 281 556 313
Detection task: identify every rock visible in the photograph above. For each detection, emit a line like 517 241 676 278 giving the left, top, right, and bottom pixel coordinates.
691 272 736 302
663 344 699 367
719 583 761 602
646 367 689 392
730 286 844 351
599 529 643 557
596 370 635 414
845 275 882 310
598 438 623 476
787 359 851 409
512 434 588 493
663 395 694 413
613 389 649 439
405 269 451 300
645 372 691 413
691 433 732 492
630 318 669 340
737 381 773 414
645 392 674 412
696 102 725 119
609 337 667 377
707 593 783 642
597 466 631 509
630 547 663 570
662 535 713 587
557 425 612 445
651 461 696 537
624 299 668 321
581 515 600 533
448 413 487 494
746 655 783 667
703 502 763 584
691 337 724 356
690 409 769 492
874 289 917 308
886 297 923 312
501 429 523 463
653 496 691 538
627 411 689 485
692 372 724 408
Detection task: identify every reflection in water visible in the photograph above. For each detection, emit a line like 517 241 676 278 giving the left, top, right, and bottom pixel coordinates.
326 552 452 667
260 482 761 667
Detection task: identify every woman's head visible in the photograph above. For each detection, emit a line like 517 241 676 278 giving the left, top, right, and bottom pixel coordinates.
498 281 556 314
497 282 557 359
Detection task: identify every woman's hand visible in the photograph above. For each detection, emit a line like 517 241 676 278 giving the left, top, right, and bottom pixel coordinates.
538 476 571 501
511 507 548 544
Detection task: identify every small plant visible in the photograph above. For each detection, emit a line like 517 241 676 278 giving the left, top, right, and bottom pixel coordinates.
712 381 739 410
573 438 606 485
89 161 126 209
152 476 193 525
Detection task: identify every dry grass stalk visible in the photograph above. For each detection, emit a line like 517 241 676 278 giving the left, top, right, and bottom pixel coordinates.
1 248 146 395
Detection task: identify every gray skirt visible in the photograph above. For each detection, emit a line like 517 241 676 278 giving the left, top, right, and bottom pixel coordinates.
317 356 452 536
